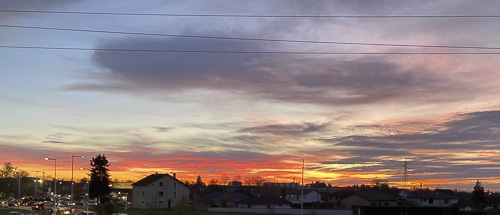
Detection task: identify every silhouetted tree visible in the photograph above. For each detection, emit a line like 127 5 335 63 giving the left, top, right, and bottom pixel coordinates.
0 162 28 178
89 154 111 201
310 181 327 188
473 180 486 211
220 173 230 185
193 175 206 193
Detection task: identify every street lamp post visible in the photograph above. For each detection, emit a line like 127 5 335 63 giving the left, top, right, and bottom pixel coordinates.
44 157 57 200
71 155 84 204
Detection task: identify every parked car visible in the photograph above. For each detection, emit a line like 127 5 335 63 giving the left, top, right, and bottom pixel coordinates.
24 200 36 206
1 201 9 208
8 211 25 215
7 199 19 207
32 202 46 210
59 205 75 215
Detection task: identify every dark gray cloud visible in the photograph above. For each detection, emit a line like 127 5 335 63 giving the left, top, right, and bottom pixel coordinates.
83 36 489 106
90 37 274 91
59 0 497 107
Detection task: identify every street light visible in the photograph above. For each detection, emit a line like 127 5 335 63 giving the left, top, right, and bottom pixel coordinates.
71 155 84 204
80 167 89 211
44 157 57 200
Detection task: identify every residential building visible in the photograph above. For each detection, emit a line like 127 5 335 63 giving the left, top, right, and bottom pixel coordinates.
202 191 249 207
284 189 322 204
237 195 292 209
406 189 459 207
334 190 399 209
131 173 189 209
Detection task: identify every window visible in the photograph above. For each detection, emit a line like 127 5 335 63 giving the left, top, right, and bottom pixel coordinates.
160 182 163 187
444 199 449 204
174 191 177 199
174 182 177 189
142 191 145 196
159 191 164 197
429 199 434 204
384 202 389 206
159 201 164 204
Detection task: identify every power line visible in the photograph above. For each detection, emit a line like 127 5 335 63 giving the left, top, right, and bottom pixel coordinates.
1 45 499 54
1 24 499 50
1 9 499 18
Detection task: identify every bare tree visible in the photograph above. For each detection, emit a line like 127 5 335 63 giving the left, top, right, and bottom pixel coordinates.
220 173 230 185
243 174 266 186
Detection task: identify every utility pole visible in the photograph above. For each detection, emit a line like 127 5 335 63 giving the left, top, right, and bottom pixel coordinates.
402 160 411 189
301 159 304 215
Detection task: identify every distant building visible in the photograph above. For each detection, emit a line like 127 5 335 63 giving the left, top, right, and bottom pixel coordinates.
131 173 189 209
284 189 322 204
333 190 399 208
110 182 132 202
406 189 459 207
237 195 292 209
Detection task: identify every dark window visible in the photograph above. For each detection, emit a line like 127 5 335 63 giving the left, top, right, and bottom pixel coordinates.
142 191 145 196
384 202 389 206
445 199 449 204
160 182 163 187
159 191 164 197
429 199 434 204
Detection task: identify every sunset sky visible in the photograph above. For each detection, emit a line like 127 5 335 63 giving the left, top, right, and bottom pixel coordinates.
1 0 499 191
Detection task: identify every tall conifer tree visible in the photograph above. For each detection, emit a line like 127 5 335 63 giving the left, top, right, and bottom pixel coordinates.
89 154 111 201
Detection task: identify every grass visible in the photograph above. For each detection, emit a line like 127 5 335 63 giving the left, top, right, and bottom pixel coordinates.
1 207 261 215
0 207 32 215
121 209 260 215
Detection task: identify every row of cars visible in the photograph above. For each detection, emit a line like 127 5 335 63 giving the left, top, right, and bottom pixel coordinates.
1 199 20 207
31 201 77 215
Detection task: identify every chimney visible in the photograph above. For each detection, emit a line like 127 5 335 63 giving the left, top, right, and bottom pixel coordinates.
173 173 176 178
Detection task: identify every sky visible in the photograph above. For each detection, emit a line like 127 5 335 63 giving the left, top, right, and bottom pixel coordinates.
1 0 499 191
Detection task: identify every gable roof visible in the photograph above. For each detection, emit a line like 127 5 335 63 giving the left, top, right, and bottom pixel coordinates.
285 188 319 195
132 173 183 186
343 190 398 202
407 190 458 199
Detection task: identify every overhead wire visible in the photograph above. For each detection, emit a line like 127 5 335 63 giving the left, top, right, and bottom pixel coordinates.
1 45 498 54
0 24 499 52
0 9 499 54
1 9 499 18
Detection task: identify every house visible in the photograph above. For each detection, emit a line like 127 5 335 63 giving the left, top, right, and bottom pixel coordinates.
406 189 459 207
237 195 292 209
131 173 189 209
335 190 399 208
202 191 249 207
284 189 322 204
